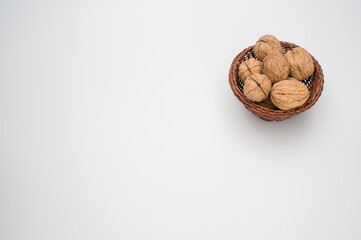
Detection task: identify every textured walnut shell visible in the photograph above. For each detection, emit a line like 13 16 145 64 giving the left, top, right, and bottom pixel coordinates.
287 77 299 81
256 97 278 110
271 80 310 110
243 73 272 102
285 47 314 80
238 58 262 83
254 35 283 61
262 51 289 83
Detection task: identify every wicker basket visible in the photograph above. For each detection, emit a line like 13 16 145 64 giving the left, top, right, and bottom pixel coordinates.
229 41 324 121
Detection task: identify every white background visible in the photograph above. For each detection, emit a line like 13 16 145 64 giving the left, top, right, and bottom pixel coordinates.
1 0 361 239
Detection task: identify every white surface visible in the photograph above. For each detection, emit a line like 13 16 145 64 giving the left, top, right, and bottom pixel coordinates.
1 0 361 239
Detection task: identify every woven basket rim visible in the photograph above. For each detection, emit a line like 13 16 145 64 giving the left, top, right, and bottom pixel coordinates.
229 41 324 121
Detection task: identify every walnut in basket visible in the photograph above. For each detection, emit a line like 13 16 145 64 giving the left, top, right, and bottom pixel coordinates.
238 58 262 83
270 79 309 110
254 35 283 61
285 47 314 80
262 51 289 83
243 73 272 102
287 77 300 81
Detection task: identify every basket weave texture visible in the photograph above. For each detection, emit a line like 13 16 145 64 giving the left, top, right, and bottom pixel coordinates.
229 41 324 121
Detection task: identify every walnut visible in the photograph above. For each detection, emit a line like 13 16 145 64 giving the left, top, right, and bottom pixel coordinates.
256 97 278 110
287 77 299 81
270 79 310 110
254 35 283 61
243 73 272 102
284 47 314 80
238 58 262 83
262 51 289 83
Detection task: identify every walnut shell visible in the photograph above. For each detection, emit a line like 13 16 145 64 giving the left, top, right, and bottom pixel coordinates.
271 80 310 110
287 77 299 81
256 97 278 110
243 73 272 102
254 35 283 61
285 47 314 80
262 51 289 83
238 58 262 83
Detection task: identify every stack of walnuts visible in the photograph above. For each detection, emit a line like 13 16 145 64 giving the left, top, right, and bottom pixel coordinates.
238 35 314 110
